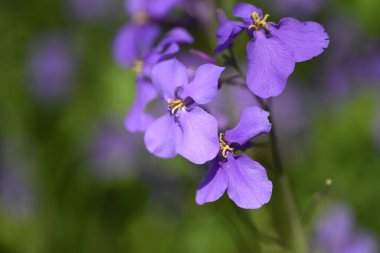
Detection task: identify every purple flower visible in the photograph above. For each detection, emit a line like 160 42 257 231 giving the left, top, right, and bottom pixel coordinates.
125 0 182 21
215 3 329 98
26 33 76 102
144 58 225 164
124 28 193 133
64 0 117 23
271 0 326 18
88 119 140 180
315 202 378 253
113 24 161 68
196 106 272 209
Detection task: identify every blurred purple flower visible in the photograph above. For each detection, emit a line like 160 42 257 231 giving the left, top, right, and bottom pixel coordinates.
215 3 329 98
26 33 76 103
144 58 224 164
315 202 378 253
125 0 182 21
271 0 326 18
64 0 117 23
0 142 34 218
89 119 141 180
124 28 193 133
196 106 272 209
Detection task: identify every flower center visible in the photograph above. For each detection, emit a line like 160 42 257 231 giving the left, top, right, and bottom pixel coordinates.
248 12 270 31
219 133 233 158
167 99 185 115
133 60 143 74
132 11 150 25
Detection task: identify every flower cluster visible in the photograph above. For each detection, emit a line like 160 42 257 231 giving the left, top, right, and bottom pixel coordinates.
115 1 329 209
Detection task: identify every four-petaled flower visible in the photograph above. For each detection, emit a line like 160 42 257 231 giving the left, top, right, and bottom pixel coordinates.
215 3 329 98
196 106 273 209
144 58 225 164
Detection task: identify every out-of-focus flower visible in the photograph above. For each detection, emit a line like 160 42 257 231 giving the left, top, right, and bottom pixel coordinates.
0 143 34 218
113 0 184 68
196 106 272 209
26 33 76 103
124 28 193 133
88 119 140 180
215 3 329 98
271 0 326 18
315 202 378 253
64 0 117 23
144 58 224 164
125 0 182 21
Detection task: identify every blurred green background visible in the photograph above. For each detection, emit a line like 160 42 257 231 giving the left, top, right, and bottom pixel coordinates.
0 0 379 252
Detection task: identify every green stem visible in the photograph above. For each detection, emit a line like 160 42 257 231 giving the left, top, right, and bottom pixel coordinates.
266 105 308 253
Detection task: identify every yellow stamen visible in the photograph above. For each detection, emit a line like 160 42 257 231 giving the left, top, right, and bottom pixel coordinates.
219 133 233 158
133 60 143 74
248 12 270 31
168 99 185 114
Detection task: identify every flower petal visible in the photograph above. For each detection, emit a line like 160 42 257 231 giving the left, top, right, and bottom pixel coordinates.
144 113 177 158
176 107 219 164
151 58 188 100
112 24 159 67
225 106 271 146
246 31 296 98
147 0 181 19
196 158 228 205
225 154 272 209
155 27 193 52
268 17 329 62
233 3 263 20
181 64 225 104
125 77 157 132
124 0 148 16
215 20 244 54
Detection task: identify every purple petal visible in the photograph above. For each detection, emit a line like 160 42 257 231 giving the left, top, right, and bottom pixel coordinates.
225 154 272 209
246 31 296 98
233 3 263 20
215 20 244 54
268 17 329 62
196 158 228 205
151 58 188 100
176 107 219 164
316 202 355 252
124 77 157 132
112 24 159 67
155 27 193 52
142 43 179 78
144 113 177 158
125 0 148 16
225 106 271 146
147 0 181 19
181 64 225 104
344 232 379 253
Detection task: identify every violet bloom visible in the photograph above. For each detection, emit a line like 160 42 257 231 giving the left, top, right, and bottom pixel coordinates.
215 3 329 98
124 28 193 133
144 58 225 164
196 106 272 209
113 0 182 67
315 203 378 253
272 0 326 18
89 120 139 180
65 0 116 23
26 34 76 102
